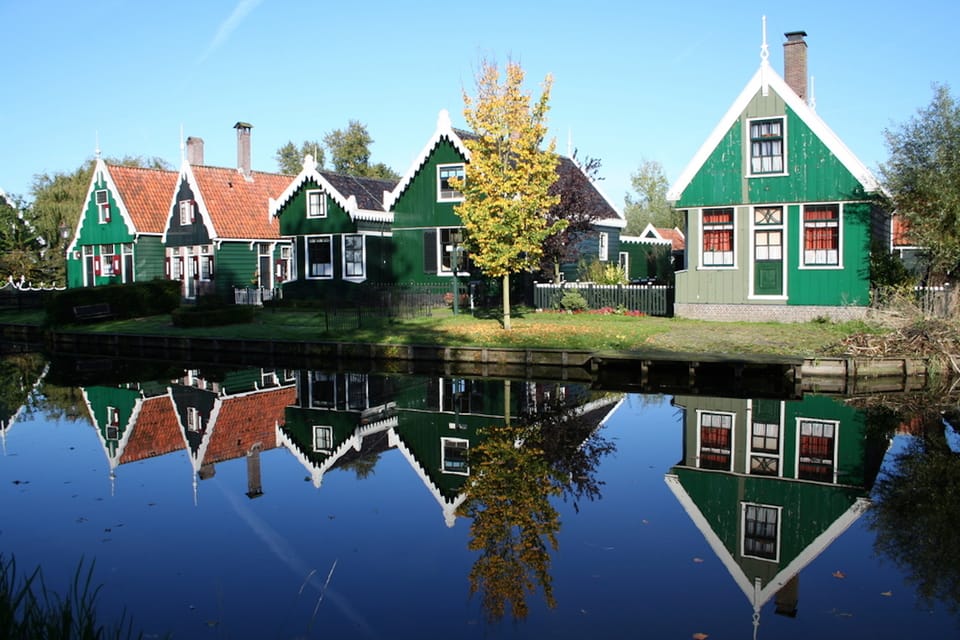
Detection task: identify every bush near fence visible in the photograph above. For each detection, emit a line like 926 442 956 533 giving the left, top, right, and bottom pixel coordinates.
534 282 674 317
45 280 181 325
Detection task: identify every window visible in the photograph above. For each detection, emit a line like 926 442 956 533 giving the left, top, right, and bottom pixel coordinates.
437 163 465 201
702 208 734 267
186 406 201 432
309 372 337 409
105 406 120 440
277 245 292 282
100 244 116 277
619 251 630 275
798 419 837 482
803 204 840 266
306 189 326 218
750 117 785 175
441 438 469 475
96 190 111 223
199 245 214 280
743 504 780 561
750 421 780 475
306 236 333 278
598 232 609 261
343 234 364 279
179 200 193 226
313 425 333 452
698 411 733 470
121 243 134 283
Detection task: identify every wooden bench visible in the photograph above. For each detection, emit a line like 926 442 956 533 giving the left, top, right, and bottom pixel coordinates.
72 303 114 322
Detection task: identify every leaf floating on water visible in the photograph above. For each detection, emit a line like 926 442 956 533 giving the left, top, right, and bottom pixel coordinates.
832 570 846 579
692 633 709 640
641 519 649 525
693 557 704 564
881 591 893 597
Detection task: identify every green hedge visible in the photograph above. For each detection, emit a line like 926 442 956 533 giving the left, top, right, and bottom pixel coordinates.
46 280 181 325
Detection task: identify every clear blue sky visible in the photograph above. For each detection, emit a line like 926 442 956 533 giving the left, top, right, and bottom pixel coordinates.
2 0 957 212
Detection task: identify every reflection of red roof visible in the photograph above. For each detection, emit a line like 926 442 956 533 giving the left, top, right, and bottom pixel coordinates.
192 166 292 239
657 227 686 251
109 165 179 233
119 394 182 464
892 213 914 247
204 386 296 463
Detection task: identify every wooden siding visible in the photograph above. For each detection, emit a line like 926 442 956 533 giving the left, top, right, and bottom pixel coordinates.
213 242 258 297
391 140 466 229
619 243 672 281
277 180 356 236
134 236 165 282
165 178 212 248
674 122 743 209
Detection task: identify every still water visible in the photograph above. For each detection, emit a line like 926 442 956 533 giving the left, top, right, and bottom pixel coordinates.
1 352 958 639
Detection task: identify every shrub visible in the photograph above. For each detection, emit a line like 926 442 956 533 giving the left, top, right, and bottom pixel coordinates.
559 290 588 312
578 259 628 285
45 280 181 325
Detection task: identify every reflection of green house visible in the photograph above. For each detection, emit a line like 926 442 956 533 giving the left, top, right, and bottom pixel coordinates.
667 29 887 321
665 393 886 623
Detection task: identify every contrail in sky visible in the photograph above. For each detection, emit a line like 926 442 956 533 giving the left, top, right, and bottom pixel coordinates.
197 0 265 63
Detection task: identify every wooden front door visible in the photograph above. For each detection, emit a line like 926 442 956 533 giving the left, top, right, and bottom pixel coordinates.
753 207 783 296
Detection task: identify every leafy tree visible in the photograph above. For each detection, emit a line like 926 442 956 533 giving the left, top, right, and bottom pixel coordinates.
324 121 400 180
539 151 608 283
623 158 679 234
880 84 960 281
0 193 46 284
455 59 563 330
275 140 324 175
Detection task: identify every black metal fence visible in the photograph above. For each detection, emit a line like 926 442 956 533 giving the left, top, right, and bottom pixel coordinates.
534 282 674 316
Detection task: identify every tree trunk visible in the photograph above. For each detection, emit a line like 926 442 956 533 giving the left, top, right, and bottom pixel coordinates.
502 273 511 330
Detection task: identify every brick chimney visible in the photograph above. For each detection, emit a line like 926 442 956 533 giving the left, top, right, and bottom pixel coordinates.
783 31 808 102
186 136 204 165
234 121 253 177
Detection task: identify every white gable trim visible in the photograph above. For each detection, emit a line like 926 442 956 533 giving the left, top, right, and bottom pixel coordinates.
667 61 880 202
162 160 216 243
68 158 138 254
383 109 471 210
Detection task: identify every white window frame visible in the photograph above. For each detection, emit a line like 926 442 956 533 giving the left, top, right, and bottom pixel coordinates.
696 409 734 471
441 437 470 475
179 200 193 226
437 227 467 275
598 231 609 261
305 235 333 279
741 502 782 562
186 406 201 432
618 251 629 275
95 190 111 224
800 203 842 269
100 244 116 277
747 116 787 177
795 417 839 483
437 163 465 202
342 234 365 281
700 208 736 269
312 425 333 452
306 189 326 218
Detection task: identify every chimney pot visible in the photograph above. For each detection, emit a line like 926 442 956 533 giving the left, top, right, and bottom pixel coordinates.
783 31 808 102
234 121 253 177
186 136 204 165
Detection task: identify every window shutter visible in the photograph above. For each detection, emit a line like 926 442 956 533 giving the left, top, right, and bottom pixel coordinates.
94 256 101 276
178 257 185 280
164 257 170 277
101 203 111 222
423 230 438 274
208 257 215 279
276 260 284 282
112 255 120 274
193 256 199 279
190 200 196 223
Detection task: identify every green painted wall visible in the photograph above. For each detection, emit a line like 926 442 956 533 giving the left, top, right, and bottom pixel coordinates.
213 242 258 297
619 242 673 282
134 235 165 282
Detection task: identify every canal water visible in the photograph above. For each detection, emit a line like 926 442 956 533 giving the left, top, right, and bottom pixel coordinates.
1 352 957 639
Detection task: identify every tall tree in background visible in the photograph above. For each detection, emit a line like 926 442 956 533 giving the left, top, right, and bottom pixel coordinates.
880 83 960 282
623 158 678 235
539 151 607 283
0 193 45 283
324 121 399 180
455 59 562 330
275 140 324 175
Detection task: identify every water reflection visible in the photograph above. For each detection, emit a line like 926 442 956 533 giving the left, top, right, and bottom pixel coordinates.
2 352 958 637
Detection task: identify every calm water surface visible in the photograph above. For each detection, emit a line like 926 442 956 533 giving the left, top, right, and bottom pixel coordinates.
0 354 957 639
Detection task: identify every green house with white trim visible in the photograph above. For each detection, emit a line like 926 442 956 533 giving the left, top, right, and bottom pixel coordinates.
667 28 888 322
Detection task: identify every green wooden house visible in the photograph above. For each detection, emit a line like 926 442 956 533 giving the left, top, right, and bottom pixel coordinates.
66 156 178 288
666 393 887 624
618 224 684 284
667 29 887 321
161 125 292 301
270 155 396 299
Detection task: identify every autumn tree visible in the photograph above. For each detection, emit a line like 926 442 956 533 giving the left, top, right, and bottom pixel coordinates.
880 83 960 281
623 158 679 234
275 140 325 174
455 59 563 330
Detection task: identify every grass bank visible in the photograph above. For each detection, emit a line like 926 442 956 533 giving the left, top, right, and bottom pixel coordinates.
9 307 884 358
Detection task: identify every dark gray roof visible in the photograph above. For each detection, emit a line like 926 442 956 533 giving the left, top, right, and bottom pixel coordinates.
319 171 397 211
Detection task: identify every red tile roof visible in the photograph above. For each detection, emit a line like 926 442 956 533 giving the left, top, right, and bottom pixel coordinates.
891 213 914 247
657 227 686 251
191 166 292 239
203 386 296 464
108 164 179 234
119 394 183 464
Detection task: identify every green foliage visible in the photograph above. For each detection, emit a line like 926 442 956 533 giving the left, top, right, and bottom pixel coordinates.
45 280 181 325
275 140 324 174
324 121 400 180
880 84 960 280
0 554 146 639
171 303 255 328
558 289 588 311
578 259 627 284
623 158 680 234
870 240 914 289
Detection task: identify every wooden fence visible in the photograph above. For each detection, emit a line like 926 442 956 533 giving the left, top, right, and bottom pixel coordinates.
534 282 674 316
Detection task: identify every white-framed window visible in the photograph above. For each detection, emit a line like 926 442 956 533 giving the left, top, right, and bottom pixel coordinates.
749 117 786 175
199 245 214 280
749 420 781 476
598 231 609 261
306 189 326 218
441 437 469 475
797 418 838 482
186 406 201 432
100 244 116 277
697 410 734 471
277 244 292 282
306 235 333 279
179 200 194 226
742 503 781 561
618 251 630 275
121 242 134 283
701 208 735 267
312 425 333 452
802 204 840 267
95 190 111 223
437 163 465 202
343 234 365 279
105 405 120 440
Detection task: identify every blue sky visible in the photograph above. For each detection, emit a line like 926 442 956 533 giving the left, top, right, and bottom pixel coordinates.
2 0 958 211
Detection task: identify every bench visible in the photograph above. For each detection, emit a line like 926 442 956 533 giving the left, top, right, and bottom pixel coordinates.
72 303 114 322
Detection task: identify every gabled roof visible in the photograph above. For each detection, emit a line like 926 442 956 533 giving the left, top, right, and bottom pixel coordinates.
667 59 881 202
199 385 295 465
119 392 183 464
269 154 395 223
554 156 626 228
622 223 685 250
383 110 471 210
172 163 292 241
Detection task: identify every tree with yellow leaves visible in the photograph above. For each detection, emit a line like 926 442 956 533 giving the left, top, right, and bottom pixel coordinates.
455 59 564 330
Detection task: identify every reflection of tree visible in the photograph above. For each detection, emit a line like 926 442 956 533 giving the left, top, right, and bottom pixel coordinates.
0 353 47 424
338 452 380 480
459 421 561 622
869 411 960 615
